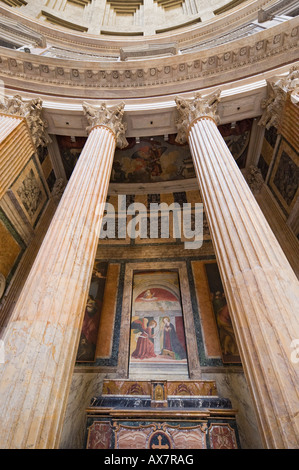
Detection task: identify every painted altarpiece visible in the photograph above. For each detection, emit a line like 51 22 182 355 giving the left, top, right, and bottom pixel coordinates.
129 270 188 378
118 261 201 380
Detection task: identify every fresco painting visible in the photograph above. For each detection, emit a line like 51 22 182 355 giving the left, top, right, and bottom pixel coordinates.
76 261 108 362
56 123 252 185
112 136 194 183
129 271 188 377
204 263 241 364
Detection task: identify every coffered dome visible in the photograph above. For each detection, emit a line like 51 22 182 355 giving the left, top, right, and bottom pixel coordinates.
0 0 273 37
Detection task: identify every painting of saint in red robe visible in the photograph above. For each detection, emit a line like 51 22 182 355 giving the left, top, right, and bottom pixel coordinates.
131 318 157 360
76 261 108 362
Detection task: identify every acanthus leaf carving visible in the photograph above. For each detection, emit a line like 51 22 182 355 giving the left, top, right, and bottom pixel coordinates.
175 90 221 144
0 95 51 148
82 101 128 149
259 65 299 129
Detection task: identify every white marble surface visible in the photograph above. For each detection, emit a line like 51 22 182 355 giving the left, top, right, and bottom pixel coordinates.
59 372 104 449
202 371 264 449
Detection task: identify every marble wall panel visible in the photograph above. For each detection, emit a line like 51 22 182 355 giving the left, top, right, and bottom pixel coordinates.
59 372 104 449
202 371 263 449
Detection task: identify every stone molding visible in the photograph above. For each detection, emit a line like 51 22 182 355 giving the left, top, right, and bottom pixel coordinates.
0 14 46 48
0 16 297 98
175 90 221 144
0 95 51 148
82 101 128 149
259 65 299 129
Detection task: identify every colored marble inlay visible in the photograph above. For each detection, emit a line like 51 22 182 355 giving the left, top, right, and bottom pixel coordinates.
167 381 217 397
102 380 151 396
86 418 240 449
209 424 238 449
86 422 112 449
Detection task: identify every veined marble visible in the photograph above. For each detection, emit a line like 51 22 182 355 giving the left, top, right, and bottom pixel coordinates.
202 371 263 449
59 372 104 449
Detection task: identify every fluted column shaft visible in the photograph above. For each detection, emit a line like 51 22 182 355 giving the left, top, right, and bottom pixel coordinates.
187 116 299 448
0 114 35 200
0 124 117 448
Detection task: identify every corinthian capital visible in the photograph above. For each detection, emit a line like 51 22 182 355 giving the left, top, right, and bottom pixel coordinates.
175 89 221 144
82 101 128 149
0 95 51 148
259 66 299 129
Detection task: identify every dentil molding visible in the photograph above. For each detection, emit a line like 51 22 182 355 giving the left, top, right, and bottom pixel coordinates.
0 17 298 99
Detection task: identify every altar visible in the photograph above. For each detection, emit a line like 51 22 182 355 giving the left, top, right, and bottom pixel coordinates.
85 379 240 449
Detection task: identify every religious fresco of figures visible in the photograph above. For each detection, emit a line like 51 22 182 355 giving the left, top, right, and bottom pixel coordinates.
55 123 252 185
112 136 194 184
76 261 108 362
204 263 241 364
129 271 189 378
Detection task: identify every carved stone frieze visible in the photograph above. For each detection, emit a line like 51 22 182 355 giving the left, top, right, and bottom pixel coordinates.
259 65 299 129
175 90 221 144
51 177 66 204
16 169 43 219
0 95 51 148
82 101 128 149
0 16 297 99
244 165 264 195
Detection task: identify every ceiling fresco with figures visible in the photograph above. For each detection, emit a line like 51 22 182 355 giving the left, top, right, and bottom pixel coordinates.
56 119 253 184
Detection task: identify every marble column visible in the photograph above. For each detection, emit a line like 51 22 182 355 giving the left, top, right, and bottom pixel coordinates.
0 101 127 448
175 91 299 449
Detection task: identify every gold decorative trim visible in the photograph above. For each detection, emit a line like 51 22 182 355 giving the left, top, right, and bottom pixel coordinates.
86 408 238 418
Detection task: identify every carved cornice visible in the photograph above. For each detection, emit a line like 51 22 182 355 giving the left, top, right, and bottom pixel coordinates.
0 17 298 99
175 90 221 144
82 101 128 149
259 65 299 129
0 95 51 148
